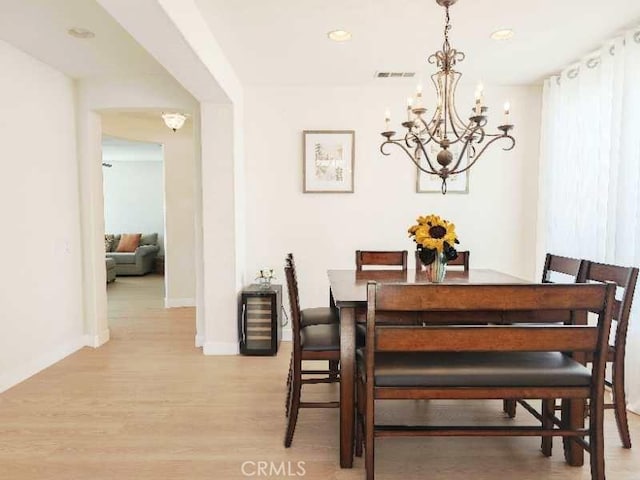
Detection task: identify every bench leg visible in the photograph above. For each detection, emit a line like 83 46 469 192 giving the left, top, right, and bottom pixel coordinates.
541 399 555 457
503 399 517 418
562 398 585 466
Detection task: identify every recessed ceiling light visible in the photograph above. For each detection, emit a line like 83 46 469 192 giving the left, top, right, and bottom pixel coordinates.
491 29 514 41
328 30 352 42
67 27 95 39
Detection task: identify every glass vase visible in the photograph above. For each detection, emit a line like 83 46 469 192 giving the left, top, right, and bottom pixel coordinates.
425 253 447 283
257 277 272 290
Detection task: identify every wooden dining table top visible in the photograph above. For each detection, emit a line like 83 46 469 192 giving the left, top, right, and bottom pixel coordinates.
328 268 530 307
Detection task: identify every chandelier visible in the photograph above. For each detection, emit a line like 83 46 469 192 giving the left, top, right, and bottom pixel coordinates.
380 0 515 194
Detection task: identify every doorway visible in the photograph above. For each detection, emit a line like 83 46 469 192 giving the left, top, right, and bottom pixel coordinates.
102 134 166 330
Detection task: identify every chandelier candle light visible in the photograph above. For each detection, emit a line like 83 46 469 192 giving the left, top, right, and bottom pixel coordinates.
380 0 515 194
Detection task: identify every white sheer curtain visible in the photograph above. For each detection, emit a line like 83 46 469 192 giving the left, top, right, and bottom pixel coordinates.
539 30 640 412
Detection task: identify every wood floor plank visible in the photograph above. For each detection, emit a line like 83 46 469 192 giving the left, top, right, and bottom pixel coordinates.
0 274 638 479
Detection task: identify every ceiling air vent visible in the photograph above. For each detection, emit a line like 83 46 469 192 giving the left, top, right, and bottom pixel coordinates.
375 71 416 78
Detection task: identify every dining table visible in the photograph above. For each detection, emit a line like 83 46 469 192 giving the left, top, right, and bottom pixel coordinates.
327 268 587 469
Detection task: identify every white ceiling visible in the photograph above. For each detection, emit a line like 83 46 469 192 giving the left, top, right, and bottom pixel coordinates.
2 0 638 88
0 0 167 79
194 0 640 86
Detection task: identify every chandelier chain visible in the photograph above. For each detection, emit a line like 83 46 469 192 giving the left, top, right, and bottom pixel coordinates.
443 6 451 51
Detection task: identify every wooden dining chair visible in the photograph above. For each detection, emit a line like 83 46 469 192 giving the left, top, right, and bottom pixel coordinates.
415 250 470 271
286 254 338 327
514 260 638 456
286 253 339 380
542 253 589 284
583 261 638 448
503 253 589 418
356 281 616 480
283 255 340 447
535 261 639 450
356 250 408 271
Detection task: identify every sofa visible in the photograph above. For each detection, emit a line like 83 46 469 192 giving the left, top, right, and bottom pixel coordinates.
106 233 160 276
106 257 117 283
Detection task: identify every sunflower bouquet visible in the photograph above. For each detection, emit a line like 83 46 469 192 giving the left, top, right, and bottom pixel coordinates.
408 214 459 266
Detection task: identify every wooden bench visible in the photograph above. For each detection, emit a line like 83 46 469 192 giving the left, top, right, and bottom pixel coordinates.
356 282 616 480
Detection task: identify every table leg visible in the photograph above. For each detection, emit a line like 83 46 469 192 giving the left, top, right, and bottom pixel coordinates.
340 306 355 468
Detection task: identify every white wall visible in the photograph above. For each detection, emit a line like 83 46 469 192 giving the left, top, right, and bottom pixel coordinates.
103 142 166 255
244 84 542 335
101 114 196 307
0 39 84 391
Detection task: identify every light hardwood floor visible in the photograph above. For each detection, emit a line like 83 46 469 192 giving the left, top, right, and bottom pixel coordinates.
1 275 639 479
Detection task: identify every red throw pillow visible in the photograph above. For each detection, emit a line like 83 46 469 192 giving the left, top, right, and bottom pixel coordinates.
116 233 142 253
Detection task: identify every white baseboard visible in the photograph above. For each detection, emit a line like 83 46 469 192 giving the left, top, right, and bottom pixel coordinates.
203 341 239 355
0 336 86 393
84 328 110 348
195 334 204 348
282 328 292 341
165 297 196 308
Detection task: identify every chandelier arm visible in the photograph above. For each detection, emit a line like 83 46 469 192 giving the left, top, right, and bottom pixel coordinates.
380 140 438 174
447 138 471 174
410 122 440 149
380 140 396 156
444 120 479 146
405 130 427 150
484 131 514 139
446 123 486 153
404 131 415 149
500 134 516 152
471 124 487 145
416 116 434 140
427 119 443 143
414 139 442 174
450 135 516 175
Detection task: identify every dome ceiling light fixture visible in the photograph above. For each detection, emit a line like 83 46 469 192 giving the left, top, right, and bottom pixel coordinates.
162 112 188 132
491 28 515 41
328 30 352 42
67 27 95 39
380 0 516 194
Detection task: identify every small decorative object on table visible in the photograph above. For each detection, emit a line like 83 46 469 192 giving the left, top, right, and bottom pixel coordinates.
256 268 276 289
408 214 459 283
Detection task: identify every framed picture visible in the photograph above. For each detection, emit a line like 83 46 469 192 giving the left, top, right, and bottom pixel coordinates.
416 141 470 194
303 130 355 193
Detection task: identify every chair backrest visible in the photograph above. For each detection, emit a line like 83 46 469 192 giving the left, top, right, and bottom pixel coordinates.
284 254 302 353
356 250 408 271
584 261 639 354
415 250 470 271
365 282 616 390
542 253 588 283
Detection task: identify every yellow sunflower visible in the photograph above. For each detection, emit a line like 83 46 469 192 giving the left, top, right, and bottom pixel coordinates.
408 214 458 253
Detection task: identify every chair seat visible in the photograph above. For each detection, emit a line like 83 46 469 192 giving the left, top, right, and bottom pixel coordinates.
301 307 338 328
357 351 591 388
301 324 340 351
